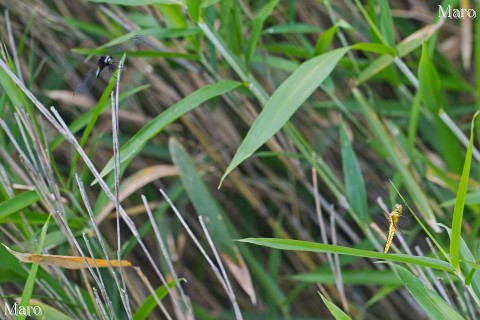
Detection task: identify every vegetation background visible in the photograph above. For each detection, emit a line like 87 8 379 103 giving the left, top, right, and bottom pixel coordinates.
0 0 478 319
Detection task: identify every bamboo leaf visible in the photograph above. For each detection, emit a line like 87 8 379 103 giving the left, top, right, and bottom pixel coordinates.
392 264 464 320
340 122 368 225
418 42 442 113
221 47 349 185
319 293 351 320
450 111 479 269
239 238 454 272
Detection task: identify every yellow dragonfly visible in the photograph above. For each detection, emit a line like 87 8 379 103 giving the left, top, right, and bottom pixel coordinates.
382 203 404 254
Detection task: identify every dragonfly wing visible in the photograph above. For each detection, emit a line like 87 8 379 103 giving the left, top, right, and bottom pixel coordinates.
394 224 406 238
74 64 99 96
103 35 142 54
382 210 392 224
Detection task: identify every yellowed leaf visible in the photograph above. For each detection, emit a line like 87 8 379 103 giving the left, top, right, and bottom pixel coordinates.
3 244 132 270
402 19 444 44
221 246 257 304
96 165 179 224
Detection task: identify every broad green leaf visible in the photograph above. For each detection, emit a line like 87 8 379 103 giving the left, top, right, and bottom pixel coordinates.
97 80 242 181
392 264 464 320
450 111 479 269
418 42 441 113
0 191 39 220
186 0 201 22
239 238 454 272
221 47 349 185
340 123 368 225
319 293 351 320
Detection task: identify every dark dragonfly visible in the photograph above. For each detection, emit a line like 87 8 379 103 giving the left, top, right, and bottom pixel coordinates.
74 36 140 96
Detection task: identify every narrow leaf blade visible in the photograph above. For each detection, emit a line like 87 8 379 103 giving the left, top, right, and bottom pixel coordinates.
221 47 349 184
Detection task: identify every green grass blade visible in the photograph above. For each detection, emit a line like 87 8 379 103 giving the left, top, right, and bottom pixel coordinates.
64 18 112 37
169 138 256 301
221 47 349 185
239 238 454 272
245 0 279 64
340 122 368 226
26 301 72 320
262 23 320 35
351 43 395 56
169 138 238 258
0 56 31 110
450 111 478 269
378 0 395 47
133 280 179 320
391 264 464 320
440 224 480 297
319 293 351 320
357 21 442 84
17 215 51 320
418 42 441 113
0 191 39 220
313 24 337 56
97 80 242 182
292 269 401 285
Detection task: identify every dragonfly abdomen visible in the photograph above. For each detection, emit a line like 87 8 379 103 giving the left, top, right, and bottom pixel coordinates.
384 222 396 253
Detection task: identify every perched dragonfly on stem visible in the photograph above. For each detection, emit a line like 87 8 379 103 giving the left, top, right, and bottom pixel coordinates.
374 197 411 254
74 35 141 96
382 203 404 253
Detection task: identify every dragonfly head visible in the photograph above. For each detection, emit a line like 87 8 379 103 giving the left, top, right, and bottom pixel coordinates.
394 204 403 214
390 204 403 225
97 56 113 66
98 56 113 65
